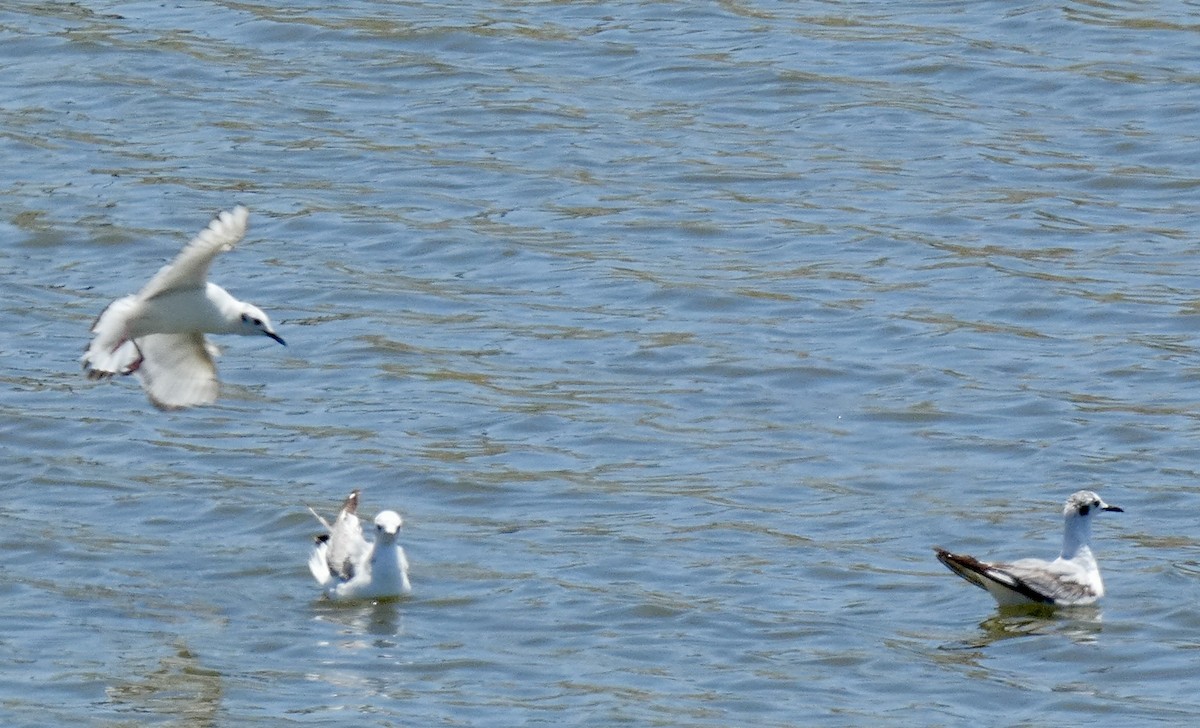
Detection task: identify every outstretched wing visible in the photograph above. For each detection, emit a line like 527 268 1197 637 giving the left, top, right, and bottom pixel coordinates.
134 333 220 410
139 206 249 300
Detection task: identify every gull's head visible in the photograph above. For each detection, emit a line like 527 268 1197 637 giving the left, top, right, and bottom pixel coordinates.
374 510 403 540
1064 490 1123 520
237 304 285 345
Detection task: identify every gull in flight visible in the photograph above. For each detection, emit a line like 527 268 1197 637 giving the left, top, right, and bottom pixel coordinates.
935 490 1123 607
82 205 285 410
307 489 412 601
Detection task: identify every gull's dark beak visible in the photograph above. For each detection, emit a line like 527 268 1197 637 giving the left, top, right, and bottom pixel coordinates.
1103 504 1123 513
266 331 286 346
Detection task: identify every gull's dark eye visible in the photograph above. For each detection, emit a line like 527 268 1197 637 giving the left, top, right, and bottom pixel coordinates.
1079 504 1091 516
252 318 262 327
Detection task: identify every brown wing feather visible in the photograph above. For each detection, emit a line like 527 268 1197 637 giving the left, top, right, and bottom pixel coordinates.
934 548 1056 604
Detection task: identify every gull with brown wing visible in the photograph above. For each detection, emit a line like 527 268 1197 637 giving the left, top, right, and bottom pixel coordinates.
307 489 412 602
935 490 1122 607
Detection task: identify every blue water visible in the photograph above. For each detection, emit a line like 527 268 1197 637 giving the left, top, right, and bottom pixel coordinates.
3 1 1200 725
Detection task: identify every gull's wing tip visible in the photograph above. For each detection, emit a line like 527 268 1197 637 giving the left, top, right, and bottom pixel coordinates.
933 547 969 569
139 208 250 298
220 204 250 227
936 548 1057 605
341 489 361 515
935 548 989 576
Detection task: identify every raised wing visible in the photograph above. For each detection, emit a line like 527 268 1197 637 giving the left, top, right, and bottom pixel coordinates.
139 206 249 300
321 491 371 581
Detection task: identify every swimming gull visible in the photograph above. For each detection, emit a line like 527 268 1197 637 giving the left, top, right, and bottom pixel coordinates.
935 490 1122 607
307 489 412 601
82 205 285 409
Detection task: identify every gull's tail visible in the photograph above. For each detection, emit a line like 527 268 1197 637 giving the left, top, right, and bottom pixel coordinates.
82 295 141 377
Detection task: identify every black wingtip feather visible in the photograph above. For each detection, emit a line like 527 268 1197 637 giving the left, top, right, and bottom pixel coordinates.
934 547 1056 605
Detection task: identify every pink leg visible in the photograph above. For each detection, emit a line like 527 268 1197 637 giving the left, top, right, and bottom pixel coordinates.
121 340 144 375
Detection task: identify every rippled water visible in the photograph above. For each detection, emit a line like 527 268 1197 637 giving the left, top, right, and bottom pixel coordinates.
3 1 1200 725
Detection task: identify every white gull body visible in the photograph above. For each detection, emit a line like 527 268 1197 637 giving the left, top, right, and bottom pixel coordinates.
82 206 284 410
307 490 412 601
935 490 1123 607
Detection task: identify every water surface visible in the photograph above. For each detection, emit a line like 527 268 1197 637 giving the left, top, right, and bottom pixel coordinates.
2 1 1200 725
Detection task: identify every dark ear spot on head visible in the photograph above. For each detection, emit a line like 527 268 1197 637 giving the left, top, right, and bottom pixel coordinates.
240 313 248 322
1079 504 1091 516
